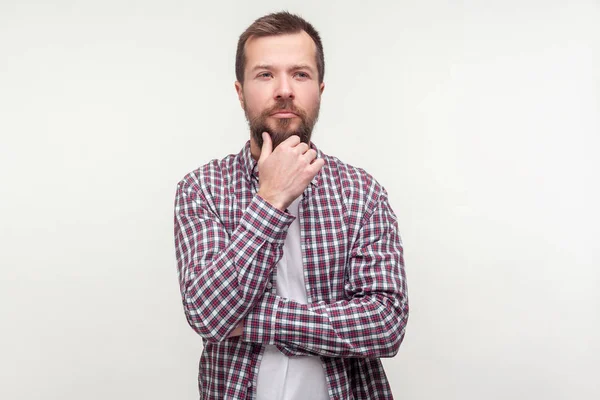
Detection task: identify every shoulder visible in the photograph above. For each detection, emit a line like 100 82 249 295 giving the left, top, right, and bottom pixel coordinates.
176 151 243 198
319 150 386 209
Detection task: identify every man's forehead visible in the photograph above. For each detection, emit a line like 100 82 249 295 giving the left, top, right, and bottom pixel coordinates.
244 31 317 68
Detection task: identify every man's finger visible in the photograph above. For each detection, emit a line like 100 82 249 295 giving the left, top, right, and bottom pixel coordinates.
282 134 301 147
259 132 272 162
291 141 309 154
303 149 318 161
309 157 325 170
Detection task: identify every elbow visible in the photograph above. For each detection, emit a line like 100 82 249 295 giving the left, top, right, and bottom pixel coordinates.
185 310 232 343
380 326 406 358
379 305 409 358
180 276 247 343
182 295 234 343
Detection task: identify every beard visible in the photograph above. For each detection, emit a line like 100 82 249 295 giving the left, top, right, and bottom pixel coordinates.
244 98 320 149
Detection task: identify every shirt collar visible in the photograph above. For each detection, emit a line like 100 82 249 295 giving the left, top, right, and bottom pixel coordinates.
240 140 323 187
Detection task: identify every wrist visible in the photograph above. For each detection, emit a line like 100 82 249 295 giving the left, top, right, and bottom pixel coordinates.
257 191 287 211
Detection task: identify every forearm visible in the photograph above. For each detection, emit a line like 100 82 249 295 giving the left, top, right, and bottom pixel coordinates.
175 192 294 342
242 292 408 358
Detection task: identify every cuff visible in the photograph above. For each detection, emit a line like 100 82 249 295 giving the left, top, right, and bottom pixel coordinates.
239 195 296 245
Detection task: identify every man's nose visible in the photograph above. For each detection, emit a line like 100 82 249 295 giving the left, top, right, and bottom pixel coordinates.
274 76 294 100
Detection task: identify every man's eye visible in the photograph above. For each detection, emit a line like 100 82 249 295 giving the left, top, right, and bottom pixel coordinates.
258 72 272 78
295 72 309 79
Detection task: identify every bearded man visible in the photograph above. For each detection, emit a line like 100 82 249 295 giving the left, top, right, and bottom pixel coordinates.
174 11 409 400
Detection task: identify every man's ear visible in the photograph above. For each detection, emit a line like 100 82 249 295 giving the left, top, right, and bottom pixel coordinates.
234 81 245 109
319 82 325 95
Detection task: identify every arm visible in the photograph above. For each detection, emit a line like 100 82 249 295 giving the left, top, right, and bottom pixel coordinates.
174 177 294 343
241 190 409 358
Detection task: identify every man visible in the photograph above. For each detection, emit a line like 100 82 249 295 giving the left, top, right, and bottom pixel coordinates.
174 11 408 400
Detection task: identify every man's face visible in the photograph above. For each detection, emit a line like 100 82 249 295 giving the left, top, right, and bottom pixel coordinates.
235 31 325 150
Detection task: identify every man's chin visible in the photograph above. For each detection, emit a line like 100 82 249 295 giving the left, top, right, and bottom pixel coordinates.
268 131 300 147
263 123 302 141
268 119 300 132
250 119 312 148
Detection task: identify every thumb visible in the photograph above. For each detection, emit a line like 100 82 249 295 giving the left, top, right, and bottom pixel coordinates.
259 132 272 163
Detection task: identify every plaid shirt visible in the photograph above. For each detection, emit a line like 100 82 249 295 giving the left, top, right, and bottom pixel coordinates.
174 141 408 400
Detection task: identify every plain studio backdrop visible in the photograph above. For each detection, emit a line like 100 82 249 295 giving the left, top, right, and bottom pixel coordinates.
0 0 598 399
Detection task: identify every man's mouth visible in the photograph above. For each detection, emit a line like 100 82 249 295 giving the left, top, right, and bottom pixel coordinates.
271 110 298 118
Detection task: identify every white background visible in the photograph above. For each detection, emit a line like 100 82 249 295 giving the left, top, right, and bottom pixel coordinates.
1 0 598 399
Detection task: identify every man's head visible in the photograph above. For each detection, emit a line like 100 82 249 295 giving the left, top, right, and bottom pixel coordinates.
234 12 325 152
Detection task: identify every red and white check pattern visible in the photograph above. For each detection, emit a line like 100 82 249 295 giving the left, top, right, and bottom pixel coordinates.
174 141 408 399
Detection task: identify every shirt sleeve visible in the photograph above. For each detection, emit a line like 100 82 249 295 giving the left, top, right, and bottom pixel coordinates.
174 177 295 343
241 189 409 358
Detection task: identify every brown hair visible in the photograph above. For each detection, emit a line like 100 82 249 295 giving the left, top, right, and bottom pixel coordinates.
235 11 325 85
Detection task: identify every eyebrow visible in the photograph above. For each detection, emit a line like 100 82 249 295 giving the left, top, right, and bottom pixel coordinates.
251 64 316 73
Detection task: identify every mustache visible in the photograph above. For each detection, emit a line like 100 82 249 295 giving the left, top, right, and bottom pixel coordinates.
263 99 307 119
247 99 309 130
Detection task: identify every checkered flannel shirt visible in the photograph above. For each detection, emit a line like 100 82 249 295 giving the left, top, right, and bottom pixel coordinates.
174 141 408 399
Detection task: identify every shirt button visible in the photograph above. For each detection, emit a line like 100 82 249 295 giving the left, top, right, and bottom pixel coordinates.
266 282 272 289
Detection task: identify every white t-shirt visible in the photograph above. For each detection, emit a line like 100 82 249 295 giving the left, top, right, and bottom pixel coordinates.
255 196 329 400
